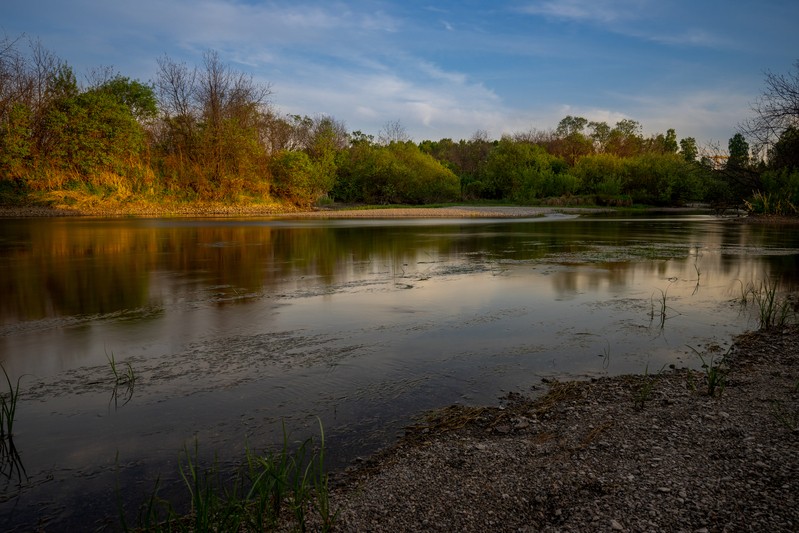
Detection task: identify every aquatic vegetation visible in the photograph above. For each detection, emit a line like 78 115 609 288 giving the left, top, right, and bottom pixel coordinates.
126 419 337 532
107 351 136 407
0 364 20 441
108 351 136 387
649 284 679 329
752 279 794 330
0 364 26 489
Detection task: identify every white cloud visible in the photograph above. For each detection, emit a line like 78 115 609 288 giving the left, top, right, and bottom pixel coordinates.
518 0 650 24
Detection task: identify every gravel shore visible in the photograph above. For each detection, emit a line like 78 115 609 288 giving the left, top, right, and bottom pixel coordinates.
323 326 799 532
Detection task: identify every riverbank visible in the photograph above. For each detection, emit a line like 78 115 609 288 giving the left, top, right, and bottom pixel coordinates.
4 202 797 222
317 325 799 532
0 203 609 218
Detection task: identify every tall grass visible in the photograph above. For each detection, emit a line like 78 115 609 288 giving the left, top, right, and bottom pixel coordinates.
107 351 136 407
688 346 728 397
0 364 20 441
126 418 337 532
0 363 26 484
734 279 795 330
751 280 794 330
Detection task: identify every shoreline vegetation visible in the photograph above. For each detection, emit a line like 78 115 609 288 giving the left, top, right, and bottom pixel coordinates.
1 38 797 223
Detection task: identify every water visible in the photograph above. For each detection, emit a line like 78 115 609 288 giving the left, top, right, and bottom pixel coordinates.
1 213 797 529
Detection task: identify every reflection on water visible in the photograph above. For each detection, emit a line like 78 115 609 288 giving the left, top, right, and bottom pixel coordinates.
0 214 797 529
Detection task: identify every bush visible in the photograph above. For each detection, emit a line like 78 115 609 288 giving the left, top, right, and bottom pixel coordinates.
269 150 328 207
333 142 460 204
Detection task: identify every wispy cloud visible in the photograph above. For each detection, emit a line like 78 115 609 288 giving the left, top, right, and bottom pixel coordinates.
517 0 649 24
516 0 733 50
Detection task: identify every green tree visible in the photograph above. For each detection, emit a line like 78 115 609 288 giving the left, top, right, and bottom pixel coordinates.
93 76 158 123
768 126 799 171
479 137 576 201
664 128 678 153
606 119 643 157
727 133 749 169
623 153 701 206
679 137 698 162
333 141 459 204
269 150 322 206
0 102 32 181
588 121 611 153
553 116 592 165
572 153 626 196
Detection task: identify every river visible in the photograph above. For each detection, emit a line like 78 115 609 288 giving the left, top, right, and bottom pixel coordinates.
0 212 797 530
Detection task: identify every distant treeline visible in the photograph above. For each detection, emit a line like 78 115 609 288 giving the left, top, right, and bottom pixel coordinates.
1 37 797 212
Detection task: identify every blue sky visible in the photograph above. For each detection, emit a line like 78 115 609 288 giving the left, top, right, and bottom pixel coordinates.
3 0 798 146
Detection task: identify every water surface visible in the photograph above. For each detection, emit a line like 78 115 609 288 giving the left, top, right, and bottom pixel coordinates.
1 213 797 529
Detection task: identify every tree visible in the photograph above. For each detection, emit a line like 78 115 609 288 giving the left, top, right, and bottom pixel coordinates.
553 115 592 165
93 75 157 123
679 137 698 162
664 129 678 153
727 133 749 169
740 60 799 152
377 119 409 145
588 121 611 152
154 51 272 196
768 126 799 170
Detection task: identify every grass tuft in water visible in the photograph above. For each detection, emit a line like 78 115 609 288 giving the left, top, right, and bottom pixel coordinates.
752 279 794 331
649 282 680 329
0 363 26 485
124 419 337 532
107 351 136 407
0 364 20 441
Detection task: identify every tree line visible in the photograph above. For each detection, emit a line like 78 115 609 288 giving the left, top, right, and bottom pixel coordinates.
0 36 797 213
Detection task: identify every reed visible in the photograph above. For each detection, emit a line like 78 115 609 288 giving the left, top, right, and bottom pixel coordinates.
107 351 136 407
108 351 136 387
0 364 20 440
752 279 793 330
125 420 337 532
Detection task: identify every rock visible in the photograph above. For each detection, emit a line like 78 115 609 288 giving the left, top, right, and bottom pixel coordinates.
611 518 624 530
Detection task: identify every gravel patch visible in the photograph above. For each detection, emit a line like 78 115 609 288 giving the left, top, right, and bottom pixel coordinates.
322 326 799 532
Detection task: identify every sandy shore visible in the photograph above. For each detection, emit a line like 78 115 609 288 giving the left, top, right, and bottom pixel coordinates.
0 204 610 218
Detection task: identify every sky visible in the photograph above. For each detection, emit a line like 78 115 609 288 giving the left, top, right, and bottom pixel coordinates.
3 0 798 146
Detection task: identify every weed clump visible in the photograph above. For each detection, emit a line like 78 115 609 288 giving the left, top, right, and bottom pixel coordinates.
124 419 337 532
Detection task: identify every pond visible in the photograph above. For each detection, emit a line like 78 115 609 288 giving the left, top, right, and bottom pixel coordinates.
1 213 797 530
